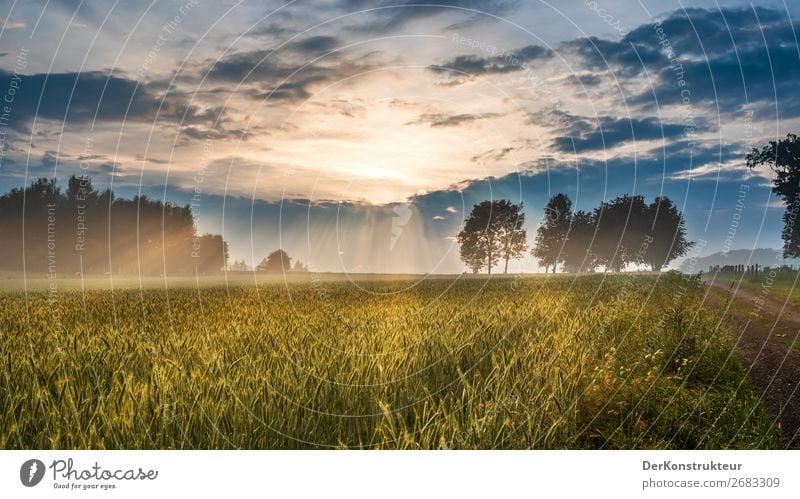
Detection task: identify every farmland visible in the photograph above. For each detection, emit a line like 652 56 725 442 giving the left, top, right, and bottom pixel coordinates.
0 272 778 449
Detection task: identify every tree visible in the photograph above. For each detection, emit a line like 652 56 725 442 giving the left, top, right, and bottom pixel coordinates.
747 133 800 257
457 200 524 274
497 201 528 273
258 249 292 273
230 259 249 271
0 175 229 276
592 195 647 272
459 229 487 274
561 210 597 273
531 193 692 273
193 234 229 274
457 201 500 274
532 194 572 273
641 197 694 271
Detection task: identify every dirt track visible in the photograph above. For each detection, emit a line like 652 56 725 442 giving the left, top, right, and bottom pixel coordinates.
704 280 800 448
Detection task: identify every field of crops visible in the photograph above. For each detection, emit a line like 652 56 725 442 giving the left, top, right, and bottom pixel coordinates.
0 272 779 449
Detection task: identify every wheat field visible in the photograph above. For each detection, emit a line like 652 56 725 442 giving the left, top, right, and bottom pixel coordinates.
0 272 778 449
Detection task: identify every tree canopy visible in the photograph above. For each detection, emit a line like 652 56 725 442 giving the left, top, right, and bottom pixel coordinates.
747 133 800 257
532 194 572 273
0 176 229 275
258 249 292 273
532 193 693 272
457 200 527 274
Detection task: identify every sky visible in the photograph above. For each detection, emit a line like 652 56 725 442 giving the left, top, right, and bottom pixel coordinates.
0 0 799 273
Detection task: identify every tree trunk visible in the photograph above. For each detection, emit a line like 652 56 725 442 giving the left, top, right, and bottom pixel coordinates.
552 263 557 273
504 256 509 274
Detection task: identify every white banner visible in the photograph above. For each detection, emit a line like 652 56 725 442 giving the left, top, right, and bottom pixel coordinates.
0 451 796 498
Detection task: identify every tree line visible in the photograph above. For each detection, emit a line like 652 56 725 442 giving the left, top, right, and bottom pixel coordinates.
458 194 693 274
1 176 695 277
0 176 229 275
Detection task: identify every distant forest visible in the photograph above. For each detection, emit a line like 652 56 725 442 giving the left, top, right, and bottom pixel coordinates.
0 176 228 275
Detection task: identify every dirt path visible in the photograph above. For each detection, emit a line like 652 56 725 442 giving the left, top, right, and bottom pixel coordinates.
704 280 800 448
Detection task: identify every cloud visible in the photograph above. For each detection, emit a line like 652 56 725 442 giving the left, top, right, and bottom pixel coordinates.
569 73 604 86
634 44 800 117
428 44 553 79
559 7 789 76
206 49 380 103
0 70 220 132
559 7 800 117
471 147 514 163
559 36 664 77
0 16 25 29
661 143 755 182
339 0 518 33
289 36 341 55
180 126 252 142
405 112 502 128
623 7 790 60
551 114 690 153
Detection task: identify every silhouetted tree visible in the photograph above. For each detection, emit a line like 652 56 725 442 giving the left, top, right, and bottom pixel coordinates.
593 195 647 272
193 234 229 274
459 229 487 274
532 193 692 273
641 197 694 271
747 133 800 257
561 210 597 273
532 194 572 273
259 249 292 273
496 201 528 274
457 200 524 274
230 259 249 271
0 176 229 276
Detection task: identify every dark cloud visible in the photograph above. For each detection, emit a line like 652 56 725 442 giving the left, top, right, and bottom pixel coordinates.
428 44 553 79
552 115 691 153
0 70 220 132
207 50 282 82
561 7 800 117
471 146 515 163
560 7 797 76
561 7 790 76
406 112 502 128
623 6 789 60
206 50 379 103
0 70 155 131
180 126 252 142
569 73 604 86
290 36 341 55
338 0 517 33
559 36 665 77
634 44 800 117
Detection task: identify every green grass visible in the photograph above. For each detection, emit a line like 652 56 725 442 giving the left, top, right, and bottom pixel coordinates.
0 272 779 449
706 271 800 306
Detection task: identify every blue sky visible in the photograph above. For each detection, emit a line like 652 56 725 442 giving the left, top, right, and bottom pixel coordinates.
0 0 798 272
